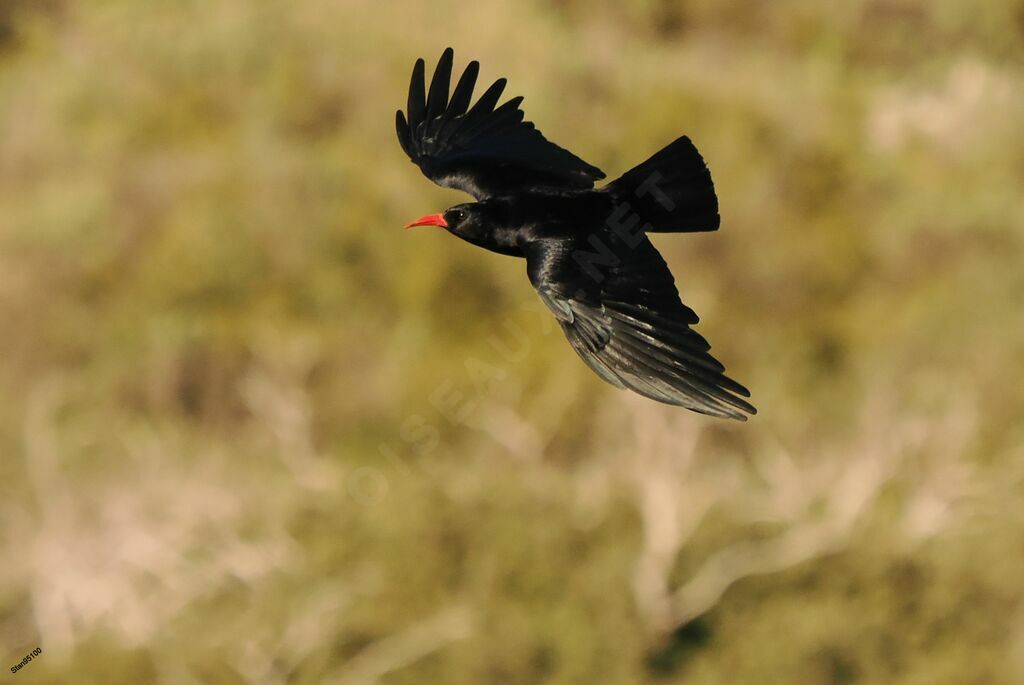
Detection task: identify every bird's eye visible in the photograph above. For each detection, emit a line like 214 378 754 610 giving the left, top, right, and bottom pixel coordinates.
450 209 465 222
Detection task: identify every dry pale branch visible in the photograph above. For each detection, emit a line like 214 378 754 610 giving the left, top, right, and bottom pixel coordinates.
332 606 475 685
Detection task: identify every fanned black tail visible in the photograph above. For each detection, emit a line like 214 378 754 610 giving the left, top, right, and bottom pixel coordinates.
604 136 720 233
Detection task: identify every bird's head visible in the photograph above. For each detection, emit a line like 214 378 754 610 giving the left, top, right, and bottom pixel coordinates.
404 201 521 256
404 203 489 240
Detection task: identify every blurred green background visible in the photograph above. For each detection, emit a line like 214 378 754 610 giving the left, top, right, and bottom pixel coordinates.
2 1 1024 683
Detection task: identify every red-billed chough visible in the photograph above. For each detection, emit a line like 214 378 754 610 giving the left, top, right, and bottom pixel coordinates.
397 48 755 420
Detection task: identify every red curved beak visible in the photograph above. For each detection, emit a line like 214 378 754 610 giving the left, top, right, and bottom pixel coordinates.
404 212 448 229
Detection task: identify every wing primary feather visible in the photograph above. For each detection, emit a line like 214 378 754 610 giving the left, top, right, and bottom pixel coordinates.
407 58 426 130
426 47 454 121
446 60 479 117
468 78 507 117
491 95 525 117
395 111 413 157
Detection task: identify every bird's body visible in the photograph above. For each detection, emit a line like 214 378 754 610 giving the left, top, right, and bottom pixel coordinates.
397 48 756 420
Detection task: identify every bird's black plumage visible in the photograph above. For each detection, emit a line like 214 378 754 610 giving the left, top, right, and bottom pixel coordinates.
397 48 755 420
396 48 605 199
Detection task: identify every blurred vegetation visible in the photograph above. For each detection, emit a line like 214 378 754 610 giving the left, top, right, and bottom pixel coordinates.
2 0 1024 683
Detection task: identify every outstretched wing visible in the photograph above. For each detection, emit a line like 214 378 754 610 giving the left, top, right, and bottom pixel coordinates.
396 48 605 200
526 233 755 420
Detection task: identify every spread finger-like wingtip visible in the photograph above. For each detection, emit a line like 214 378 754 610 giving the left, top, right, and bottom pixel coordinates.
395 110 414 157
470 78 507 116
396 49 607 198
426 48 454 121
447 60 479 117
407 58 426 127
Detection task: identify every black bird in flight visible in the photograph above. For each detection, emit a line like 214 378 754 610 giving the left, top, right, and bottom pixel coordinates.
396 48 755 420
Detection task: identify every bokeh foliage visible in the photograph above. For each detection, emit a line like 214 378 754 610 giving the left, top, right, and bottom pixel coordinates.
2 0 1023 683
